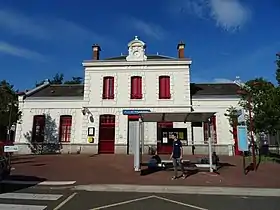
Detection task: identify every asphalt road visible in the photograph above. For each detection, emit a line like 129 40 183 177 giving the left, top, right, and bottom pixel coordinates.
0 184 280 210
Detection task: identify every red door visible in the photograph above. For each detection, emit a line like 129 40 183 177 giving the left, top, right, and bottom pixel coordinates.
157 122 173 154
98 115 115 154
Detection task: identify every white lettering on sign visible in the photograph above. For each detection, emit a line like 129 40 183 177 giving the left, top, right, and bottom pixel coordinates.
4 145 18 152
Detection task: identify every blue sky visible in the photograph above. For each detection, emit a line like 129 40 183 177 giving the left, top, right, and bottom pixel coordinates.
0 0 280 90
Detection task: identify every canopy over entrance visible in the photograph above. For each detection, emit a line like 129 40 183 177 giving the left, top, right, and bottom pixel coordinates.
134 111 217 172
139 112 216 123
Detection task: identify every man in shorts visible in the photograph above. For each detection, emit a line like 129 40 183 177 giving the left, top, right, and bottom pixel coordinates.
170 133 186 180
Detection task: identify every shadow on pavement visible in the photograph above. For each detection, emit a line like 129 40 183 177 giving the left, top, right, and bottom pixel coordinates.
216 162 236 170
0 175 46 194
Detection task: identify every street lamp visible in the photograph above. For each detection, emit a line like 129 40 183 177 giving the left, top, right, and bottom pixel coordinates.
236 82 259 171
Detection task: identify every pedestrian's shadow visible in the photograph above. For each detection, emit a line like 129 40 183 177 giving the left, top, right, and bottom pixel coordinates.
245 163 254 175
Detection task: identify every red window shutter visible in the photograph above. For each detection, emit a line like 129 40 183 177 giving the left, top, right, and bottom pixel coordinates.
59 116 72 142
203 117 217 144
159 76 171 99
131 76 142 99
103 77 114 99
212 115 217 144
203 122 209 144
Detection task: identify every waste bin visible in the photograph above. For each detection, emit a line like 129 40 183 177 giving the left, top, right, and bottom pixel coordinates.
261 141 269 156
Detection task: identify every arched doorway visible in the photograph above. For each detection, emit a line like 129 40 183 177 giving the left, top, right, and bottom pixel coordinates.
98 115 115 154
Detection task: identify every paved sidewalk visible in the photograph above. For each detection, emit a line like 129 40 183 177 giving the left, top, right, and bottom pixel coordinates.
8 154 280 188
74 184 280 197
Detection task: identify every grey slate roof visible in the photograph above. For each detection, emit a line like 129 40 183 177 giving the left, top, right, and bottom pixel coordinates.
105 55 182 60
26 83 239 98
27 84 84 97
191 83 239 96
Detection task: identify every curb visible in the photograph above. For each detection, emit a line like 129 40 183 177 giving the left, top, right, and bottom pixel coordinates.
74 184 280 197
0 180 76 186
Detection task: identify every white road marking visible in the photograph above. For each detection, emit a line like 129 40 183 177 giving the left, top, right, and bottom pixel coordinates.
153 196 209 210
0 180 76 186
0 192 62 200
53 192 77 210
0 203 47 210
90 195 155 209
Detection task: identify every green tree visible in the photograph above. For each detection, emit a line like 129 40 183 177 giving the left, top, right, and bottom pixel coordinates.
64 77 83 84
275 53 280 85
50 73 64 84
0 80 22 140
36 73 83 86
238 56 280 134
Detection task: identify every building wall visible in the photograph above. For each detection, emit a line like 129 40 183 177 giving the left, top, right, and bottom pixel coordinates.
15 94 240 156
14 97 88 154
83 63 192 108
191 97 240 155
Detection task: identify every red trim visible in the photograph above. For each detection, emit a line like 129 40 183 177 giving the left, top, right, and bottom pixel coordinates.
59 116 72 142
128 115 140 120
157 121 173 128
159 76 171 99
131 76 142 99
102 77 114 99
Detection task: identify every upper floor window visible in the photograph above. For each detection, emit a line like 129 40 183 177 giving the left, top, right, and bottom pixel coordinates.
59 115 72 142
131 76 142 99
102 76 114 99
159 76 171 99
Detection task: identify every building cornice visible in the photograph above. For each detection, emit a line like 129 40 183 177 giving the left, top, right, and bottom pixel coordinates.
82 59 192 67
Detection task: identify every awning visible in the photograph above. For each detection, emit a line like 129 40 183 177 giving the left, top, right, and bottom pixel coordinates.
139 112 216 123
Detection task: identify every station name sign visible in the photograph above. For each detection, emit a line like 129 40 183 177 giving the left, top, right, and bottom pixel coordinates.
122 110 151 115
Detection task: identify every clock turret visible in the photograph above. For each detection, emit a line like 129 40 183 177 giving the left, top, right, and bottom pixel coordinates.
126 36 147 61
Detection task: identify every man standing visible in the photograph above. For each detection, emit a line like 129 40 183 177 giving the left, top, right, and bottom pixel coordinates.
170 133 186 180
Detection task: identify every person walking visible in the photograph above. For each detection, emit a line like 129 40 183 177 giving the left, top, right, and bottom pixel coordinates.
170 133 186 180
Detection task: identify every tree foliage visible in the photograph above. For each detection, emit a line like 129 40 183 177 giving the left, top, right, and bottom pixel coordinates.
0 80 22 139
36 73 83 87
237 54 280 134
224 106 239 128
64 77 83 84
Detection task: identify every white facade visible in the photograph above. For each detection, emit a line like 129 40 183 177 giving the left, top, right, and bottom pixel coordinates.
14 37 240 155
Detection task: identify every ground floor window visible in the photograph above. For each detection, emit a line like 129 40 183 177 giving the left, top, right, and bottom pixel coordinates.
203 115 217 144
32 115 45 143
59 115 72 142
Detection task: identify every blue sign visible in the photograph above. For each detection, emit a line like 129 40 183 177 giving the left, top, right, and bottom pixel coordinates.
237 125 248 151
122 110 151 115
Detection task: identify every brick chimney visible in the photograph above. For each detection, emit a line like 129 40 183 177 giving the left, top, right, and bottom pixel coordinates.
92 44 101 60
177 41 185 58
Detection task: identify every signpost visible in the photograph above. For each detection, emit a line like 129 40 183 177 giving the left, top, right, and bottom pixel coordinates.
237 125 248 174
4 145 18 153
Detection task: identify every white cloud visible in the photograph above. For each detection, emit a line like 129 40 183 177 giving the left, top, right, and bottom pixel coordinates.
174 0 251 32
0 9 112 45
0 42 46 61
0 10 49 39
128 18 166 40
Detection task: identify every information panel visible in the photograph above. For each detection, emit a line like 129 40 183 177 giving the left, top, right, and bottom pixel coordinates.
237 125 248 152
